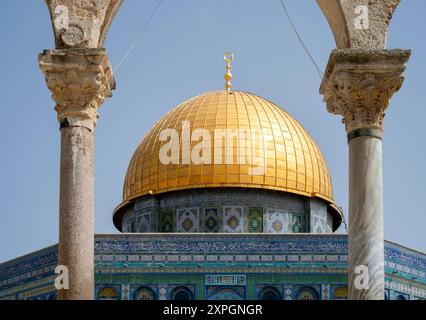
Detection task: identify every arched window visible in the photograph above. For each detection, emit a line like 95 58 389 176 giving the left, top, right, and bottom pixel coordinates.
396 294 407 300
134 286 156 300
259 286 281 300
297 287 319 300
171 286 194 300
98 287 120 300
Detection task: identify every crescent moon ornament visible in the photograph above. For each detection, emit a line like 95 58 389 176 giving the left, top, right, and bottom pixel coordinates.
224 52 234 92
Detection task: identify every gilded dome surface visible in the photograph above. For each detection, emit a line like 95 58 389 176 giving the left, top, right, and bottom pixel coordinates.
117 90 337 210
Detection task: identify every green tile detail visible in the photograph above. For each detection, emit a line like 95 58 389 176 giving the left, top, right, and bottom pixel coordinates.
203 208 219 233
248 207 263 233
160 209 174 233
289 213 303 233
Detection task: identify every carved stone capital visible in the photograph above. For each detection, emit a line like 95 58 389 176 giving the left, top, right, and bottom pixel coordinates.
320 49 410 134
39 48 115 130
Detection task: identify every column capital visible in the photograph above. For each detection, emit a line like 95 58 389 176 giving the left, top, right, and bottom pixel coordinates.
320 49 410 135
39 48 115 130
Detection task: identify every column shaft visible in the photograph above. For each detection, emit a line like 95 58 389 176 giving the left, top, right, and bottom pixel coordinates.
58 125 94 300
348 135 384 300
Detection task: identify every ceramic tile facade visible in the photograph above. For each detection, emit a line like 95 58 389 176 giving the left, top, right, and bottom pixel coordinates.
289 213 303 233
312 214 327 234
223 207 244 233
0 235 424 300
176 208 199 232
265 209 287 233
202 208 220 233
248 207 263 233
126 188 336 233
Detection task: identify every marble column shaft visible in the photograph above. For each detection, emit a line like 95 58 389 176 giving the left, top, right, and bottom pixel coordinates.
348 135 384 299
39 48 114 300
58 124 94 300
320 49 410 300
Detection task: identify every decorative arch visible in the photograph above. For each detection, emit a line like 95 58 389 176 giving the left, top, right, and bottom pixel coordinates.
396 293 408 300
170 286 194 301
208 287 244 300
44 0 123 49
297 286 319 300
259 286 282 300
333 286 348 300
316 0 401 49
98 287 120 300
134 286 156 300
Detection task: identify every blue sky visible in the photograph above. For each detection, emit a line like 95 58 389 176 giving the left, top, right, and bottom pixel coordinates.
0 0 425 262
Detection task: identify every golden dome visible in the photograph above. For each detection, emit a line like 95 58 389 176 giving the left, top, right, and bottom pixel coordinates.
114 90 342 226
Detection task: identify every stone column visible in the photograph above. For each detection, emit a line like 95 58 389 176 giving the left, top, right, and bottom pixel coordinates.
39 48 114 300
320 49 410 300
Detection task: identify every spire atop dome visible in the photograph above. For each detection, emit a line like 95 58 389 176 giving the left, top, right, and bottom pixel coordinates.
223 52 234 92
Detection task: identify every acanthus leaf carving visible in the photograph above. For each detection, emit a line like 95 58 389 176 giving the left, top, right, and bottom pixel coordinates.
39 48 115 130
320 49 410 133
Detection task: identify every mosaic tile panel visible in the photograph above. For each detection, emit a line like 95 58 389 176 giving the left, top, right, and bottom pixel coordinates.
202 208 219 233
121 284 130 300
223 207 244 233
312 214 327 234
205 275 246 286
289 213 303 233
159 209 174 233
158 285 167 300
284 285 293 300
248 207 263 233
321 284 331 300
176 208 199 232
265 209 287 233
138 213 152 233
326 222 333 233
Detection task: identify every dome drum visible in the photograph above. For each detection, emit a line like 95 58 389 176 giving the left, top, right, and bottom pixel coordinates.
115 188 341 233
